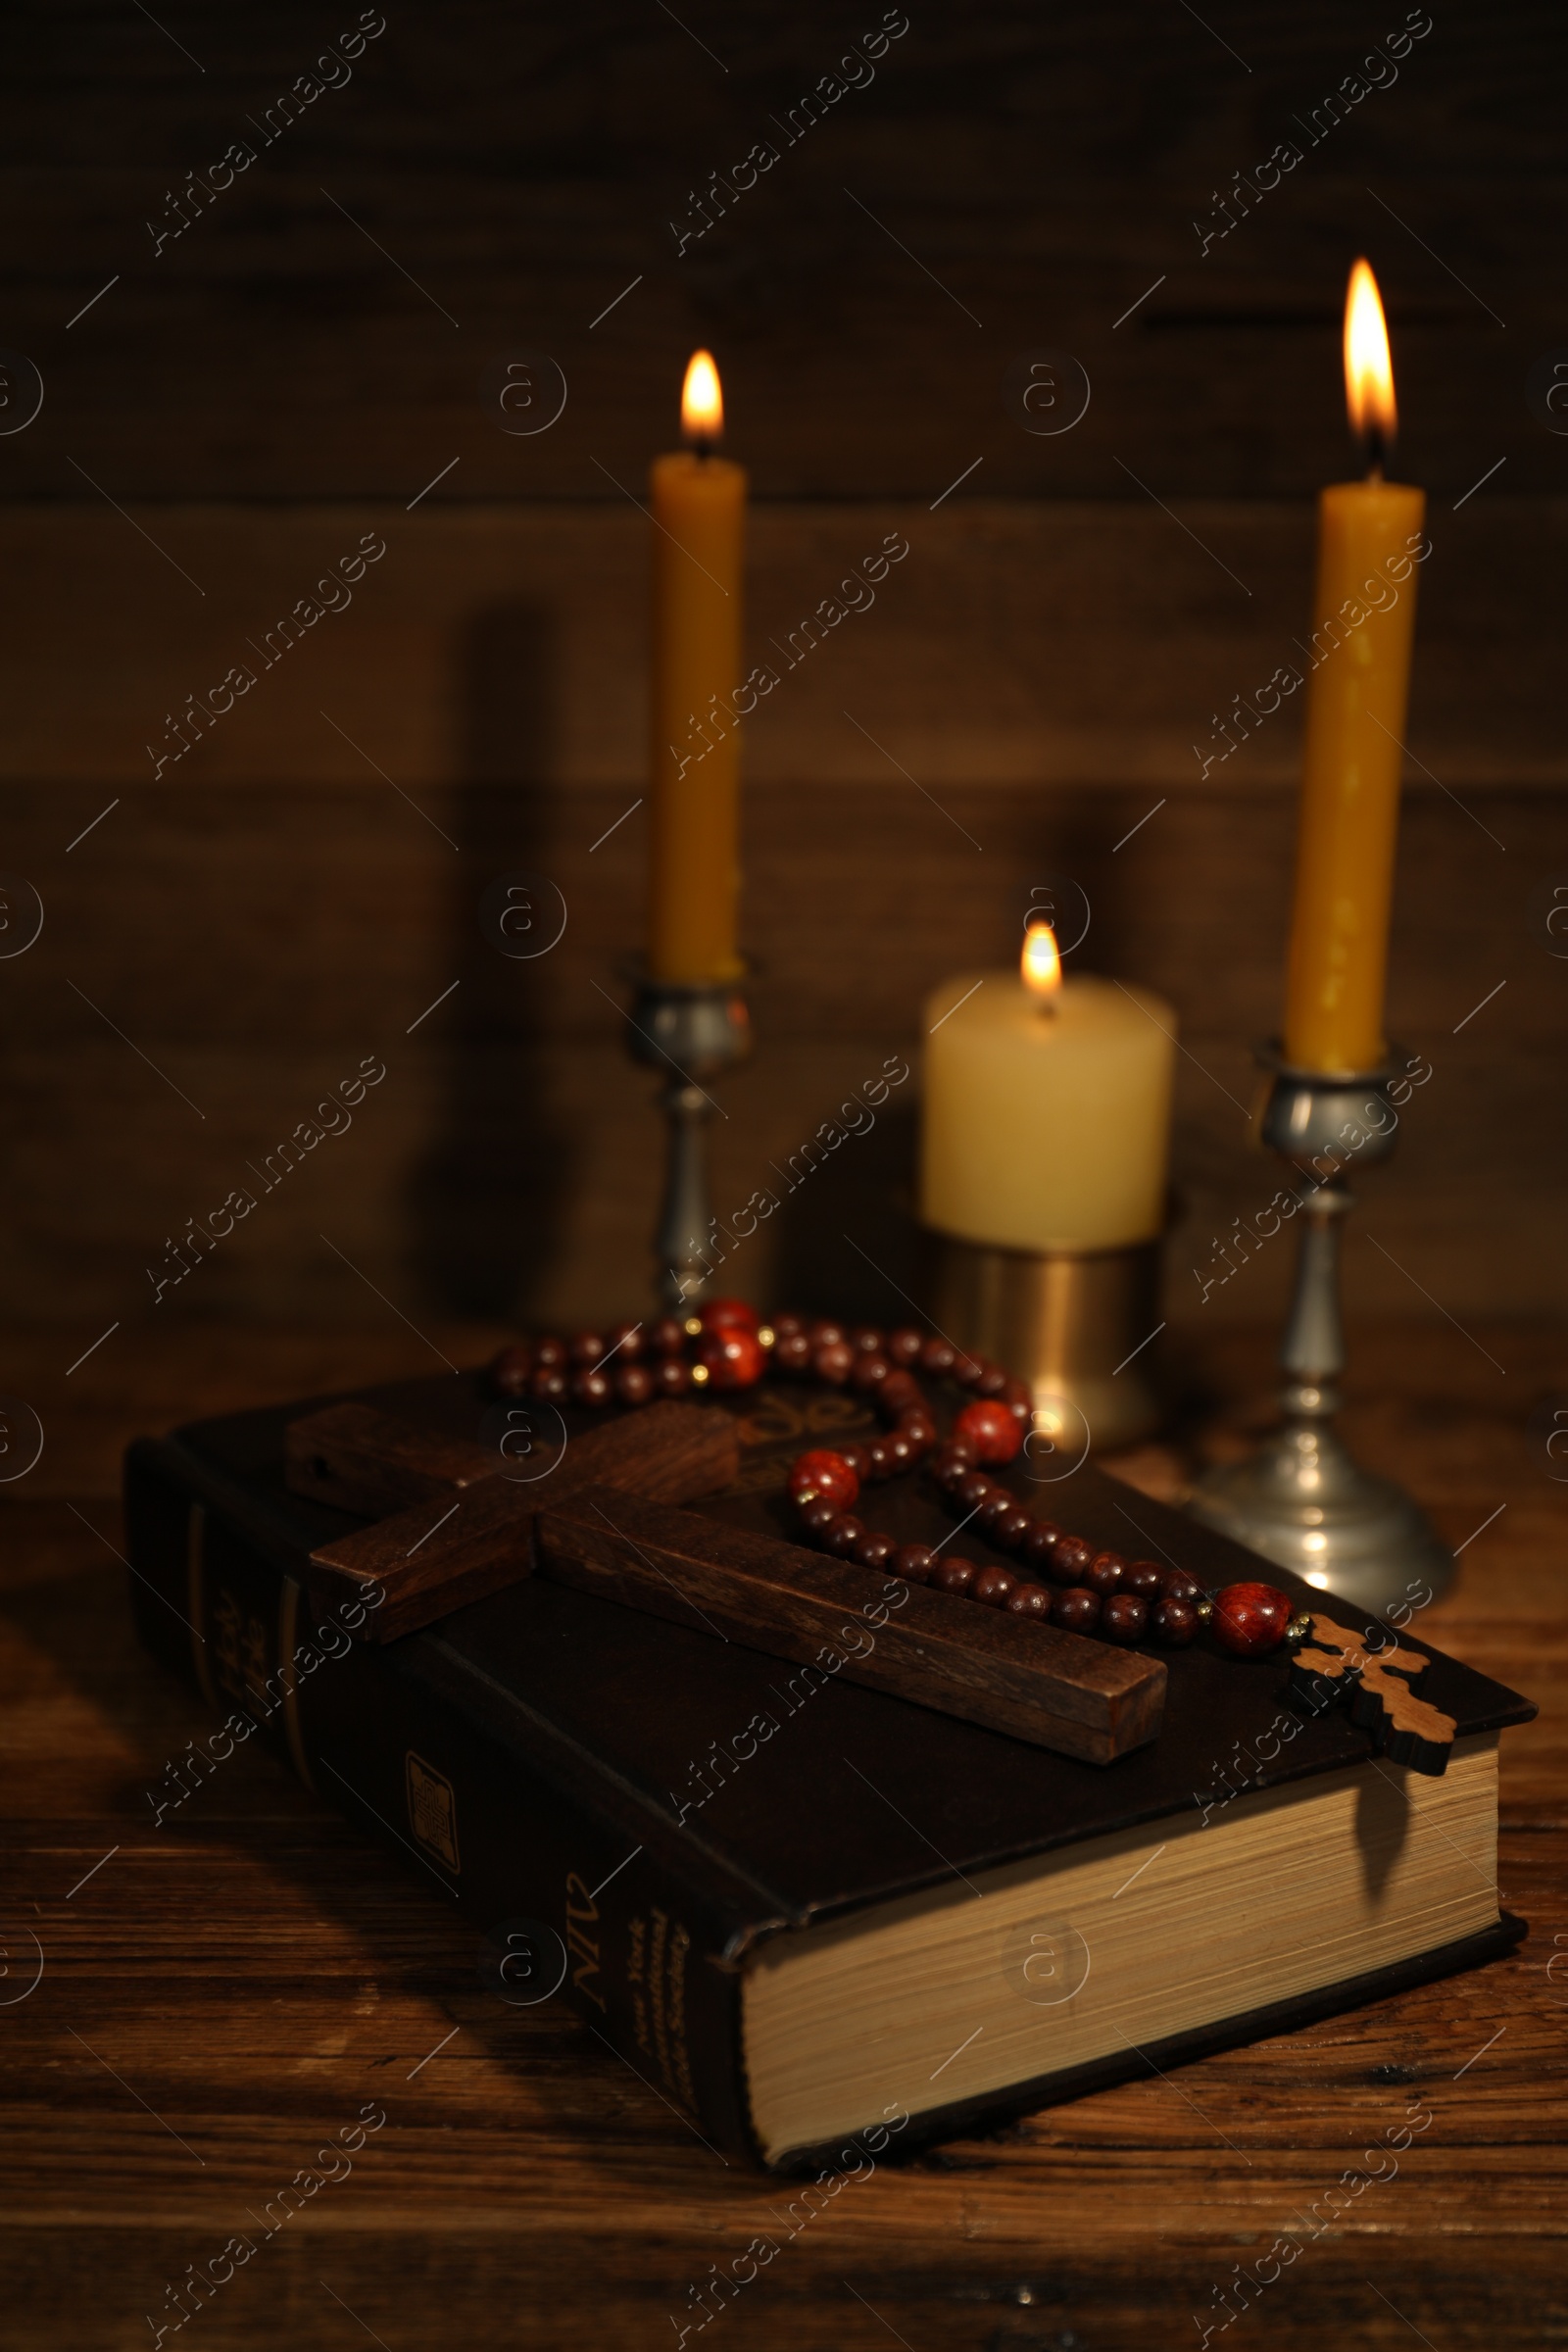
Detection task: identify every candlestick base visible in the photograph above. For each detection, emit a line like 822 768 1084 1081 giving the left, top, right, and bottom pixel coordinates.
922 1230 1164 1455
1186 1047 1454 1618
622 969 751 1312
1186 1414 1452 1611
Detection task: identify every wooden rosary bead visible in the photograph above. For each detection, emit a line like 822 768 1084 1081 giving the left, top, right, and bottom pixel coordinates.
651 1356 692 1396
838 1444 871 1479
853 1529 899 1571
849 1325 886 1354
1002 1377 1033 1420
490 1344 532 1396
813 1340 856 1385
1152 1596 1199 1646
606 1319 644 1360
918 1336 957 1376
892 1543 937 1583
952 1352 987 1388
772 1331 813 1375
534 1335 567 1368
808 1319 846 1349
933 1442 977 1486
1101 1592 1148 1645
850 1352 892 1394
992 1505 1033 1552
975 1364 1010 1398
899 1412 938 1453
646 1317 687 1356
877 1369 922 1414
1124 1560 1164 1599
569 1331 606 1366
614 1362 655 1406
953 1471 994 1510
799 1498 839 1537
1052 1536 1094 1584
972 1565 1016 1608
864 1442 896 1481
1084 1550 1126 1596
977 1492 1019 1537
1022 1520 1063 1568
820 1514 864 1557
530 1366 569 1403
882 1432 918 1473
888 1326 925 1366
1159 1567 1204 1606
771 1309 808 1338
1004 1581 1051 1617
1052 1586 1102 1633
932 1554 978 1594
571 1367 613 1407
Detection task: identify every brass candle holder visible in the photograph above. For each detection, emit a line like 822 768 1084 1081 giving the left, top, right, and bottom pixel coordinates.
623 969 750 1310
924 1230 1164 1456
1186 1045 1452 1614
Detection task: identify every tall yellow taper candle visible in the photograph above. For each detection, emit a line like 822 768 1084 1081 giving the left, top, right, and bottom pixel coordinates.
1283 260 1426 1075
647 349 747 984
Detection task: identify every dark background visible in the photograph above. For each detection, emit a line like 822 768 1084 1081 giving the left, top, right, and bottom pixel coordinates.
3 0 1564 1344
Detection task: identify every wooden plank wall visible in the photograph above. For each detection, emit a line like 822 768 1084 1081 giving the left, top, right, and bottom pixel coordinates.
2 1 1564 1342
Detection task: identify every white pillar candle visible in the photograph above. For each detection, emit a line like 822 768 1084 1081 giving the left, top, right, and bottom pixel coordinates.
920 930 1176 1252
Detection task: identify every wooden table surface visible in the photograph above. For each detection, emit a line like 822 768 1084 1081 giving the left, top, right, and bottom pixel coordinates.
4 1318 1565 2350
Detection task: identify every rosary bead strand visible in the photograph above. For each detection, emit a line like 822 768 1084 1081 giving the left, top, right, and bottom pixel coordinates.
488 1302 1305 1663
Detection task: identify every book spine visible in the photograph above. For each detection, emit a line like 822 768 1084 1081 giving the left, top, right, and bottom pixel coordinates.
123 1438 760 2165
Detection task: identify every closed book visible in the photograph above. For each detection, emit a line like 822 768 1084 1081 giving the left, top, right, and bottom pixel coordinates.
124 1369 1533 2172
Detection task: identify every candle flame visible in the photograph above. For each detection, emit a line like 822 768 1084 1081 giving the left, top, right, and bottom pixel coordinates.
1022 920 1062 1001
1344 259 1396 466
681 349 723 446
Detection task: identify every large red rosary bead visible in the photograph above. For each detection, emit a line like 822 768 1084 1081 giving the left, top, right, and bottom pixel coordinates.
699 1298 759 1334
698 1328 765 1389
789 1448 859 1511
953 1398 1024 1464
1211 1581 1295 1656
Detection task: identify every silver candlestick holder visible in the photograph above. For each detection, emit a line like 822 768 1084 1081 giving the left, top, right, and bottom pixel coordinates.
623 969 751 1310
1186 1045 1452 1615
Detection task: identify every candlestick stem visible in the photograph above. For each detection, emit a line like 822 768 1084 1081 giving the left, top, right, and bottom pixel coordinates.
623 971 750 1311
1187 1050 1452 1615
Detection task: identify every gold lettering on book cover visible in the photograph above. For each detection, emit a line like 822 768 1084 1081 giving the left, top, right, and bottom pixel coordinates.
564 1870 609 2014
405 1751 461 1871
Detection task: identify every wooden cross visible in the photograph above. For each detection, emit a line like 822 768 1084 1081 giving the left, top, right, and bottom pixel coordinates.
287 1396 1166 1765
1288 1610 1456 1776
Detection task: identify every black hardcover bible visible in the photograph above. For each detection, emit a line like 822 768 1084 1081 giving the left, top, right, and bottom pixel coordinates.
125 1371 1534 2171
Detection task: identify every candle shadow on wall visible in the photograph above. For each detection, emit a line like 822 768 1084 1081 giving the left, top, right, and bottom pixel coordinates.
407 599 575 1317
